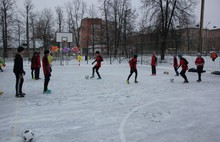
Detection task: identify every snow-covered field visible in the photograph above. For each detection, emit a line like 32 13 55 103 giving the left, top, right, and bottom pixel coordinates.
0 57 220 142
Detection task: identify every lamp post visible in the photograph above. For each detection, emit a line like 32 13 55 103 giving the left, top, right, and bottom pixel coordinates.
199 0 205 53
26 5 30 59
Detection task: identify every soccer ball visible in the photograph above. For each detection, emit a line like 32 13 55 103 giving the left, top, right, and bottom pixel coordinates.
85 75 89 79
170 78 174 83
22 129 34 142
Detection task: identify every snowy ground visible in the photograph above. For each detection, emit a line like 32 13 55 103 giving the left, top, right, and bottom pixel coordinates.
0 57 220 142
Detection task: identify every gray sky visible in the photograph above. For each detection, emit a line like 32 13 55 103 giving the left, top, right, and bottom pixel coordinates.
16 0 220 29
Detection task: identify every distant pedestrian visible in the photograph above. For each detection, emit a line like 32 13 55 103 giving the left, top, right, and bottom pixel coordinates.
173 55 179 76
13 46 26 97
48 53 53 72
126 55 138 84
35 52 41 80
177 54 189 83
42 50 52 94
195 53 205 82
77 54 82 66
90 51 103 79
151 52 157 75
30 52 37 79
48 53 53 65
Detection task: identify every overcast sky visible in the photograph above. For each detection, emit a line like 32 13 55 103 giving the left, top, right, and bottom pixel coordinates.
16 0 220 29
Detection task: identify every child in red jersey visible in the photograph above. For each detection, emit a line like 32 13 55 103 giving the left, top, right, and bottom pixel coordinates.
42 50 52 94
90 51 103 79
126 55 138 84
178 54 189 83
151 52 157 75
195 53 205 82
35 52 41 80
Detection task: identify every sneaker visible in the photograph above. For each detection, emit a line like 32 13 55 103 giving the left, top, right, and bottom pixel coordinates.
183 80 189 83
134 80 139 83
90 76 94 78
15 94 24 98
20 92 26 96
43 90 51 94
126 80 129 84
97 77 101 79
197 79 201 82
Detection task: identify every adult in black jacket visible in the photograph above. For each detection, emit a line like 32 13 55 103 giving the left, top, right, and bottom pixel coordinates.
13 46 26 97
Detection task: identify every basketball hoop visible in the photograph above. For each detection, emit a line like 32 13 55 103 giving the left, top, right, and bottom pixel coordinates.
61 37 68 43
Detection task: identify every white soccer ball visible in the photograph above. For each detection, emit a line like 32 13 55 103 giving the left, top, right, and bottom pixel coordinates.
85 75 89 79
22 129 34 142
170 78 174 82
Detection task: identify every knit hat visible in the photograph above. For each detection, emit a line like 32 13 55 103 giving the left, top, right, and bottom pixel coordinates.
134 55 137 58
96 51 100 54
44 50 50 55
17 46 24 53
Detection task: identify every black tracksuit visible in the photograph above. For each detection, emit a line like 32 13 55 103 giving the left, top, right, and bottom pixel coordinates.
13 53 25 95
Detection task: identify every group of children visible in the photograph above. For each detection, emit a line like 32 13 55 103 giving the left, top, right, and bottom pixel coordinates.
0 45 210 97
12 47 103 97
13 47 52 97
126 53 205 84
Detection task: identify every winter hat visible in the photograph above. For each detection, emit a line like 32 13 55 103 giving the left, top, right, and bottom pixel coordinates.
96 51 100 54
134 55 138 58
44 50 50 55
17 46 24 53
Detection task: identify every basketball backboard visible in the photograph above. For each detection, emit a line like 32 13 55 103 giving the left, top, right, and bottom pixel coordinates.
56 32 73 42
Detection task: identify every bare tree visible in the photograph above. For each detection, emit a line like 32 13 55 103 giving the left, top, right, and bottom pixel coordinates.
29 12 37 52
99 0 111 56
88 4 97 56
55 5 65 32
65 0 86 47
99 0 136 60
35 8 54 51
24 0 34 58
0 0 16 58
14 14 25 47
141 0 197 60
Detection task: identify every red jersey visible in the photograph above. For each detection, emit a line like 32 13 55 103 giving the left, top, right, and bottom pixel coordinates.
36 54 41 68
179 58 188 71
42 55 51 75
151 55 157 66
129 58 137 69
95 55 103 68
195 57 204 66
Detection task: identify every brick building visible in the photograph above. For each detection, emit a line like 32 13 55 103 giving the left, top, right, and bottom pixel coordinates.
80 18 106 54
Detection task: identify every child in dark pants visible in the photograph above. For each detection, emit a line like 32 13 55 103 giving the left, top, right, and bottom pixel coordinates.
151 52 157 75
91 51 103 79
127 55 138 84
42 50 52 94
13 46 26 97
178 54 189 83
195 53 205 82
